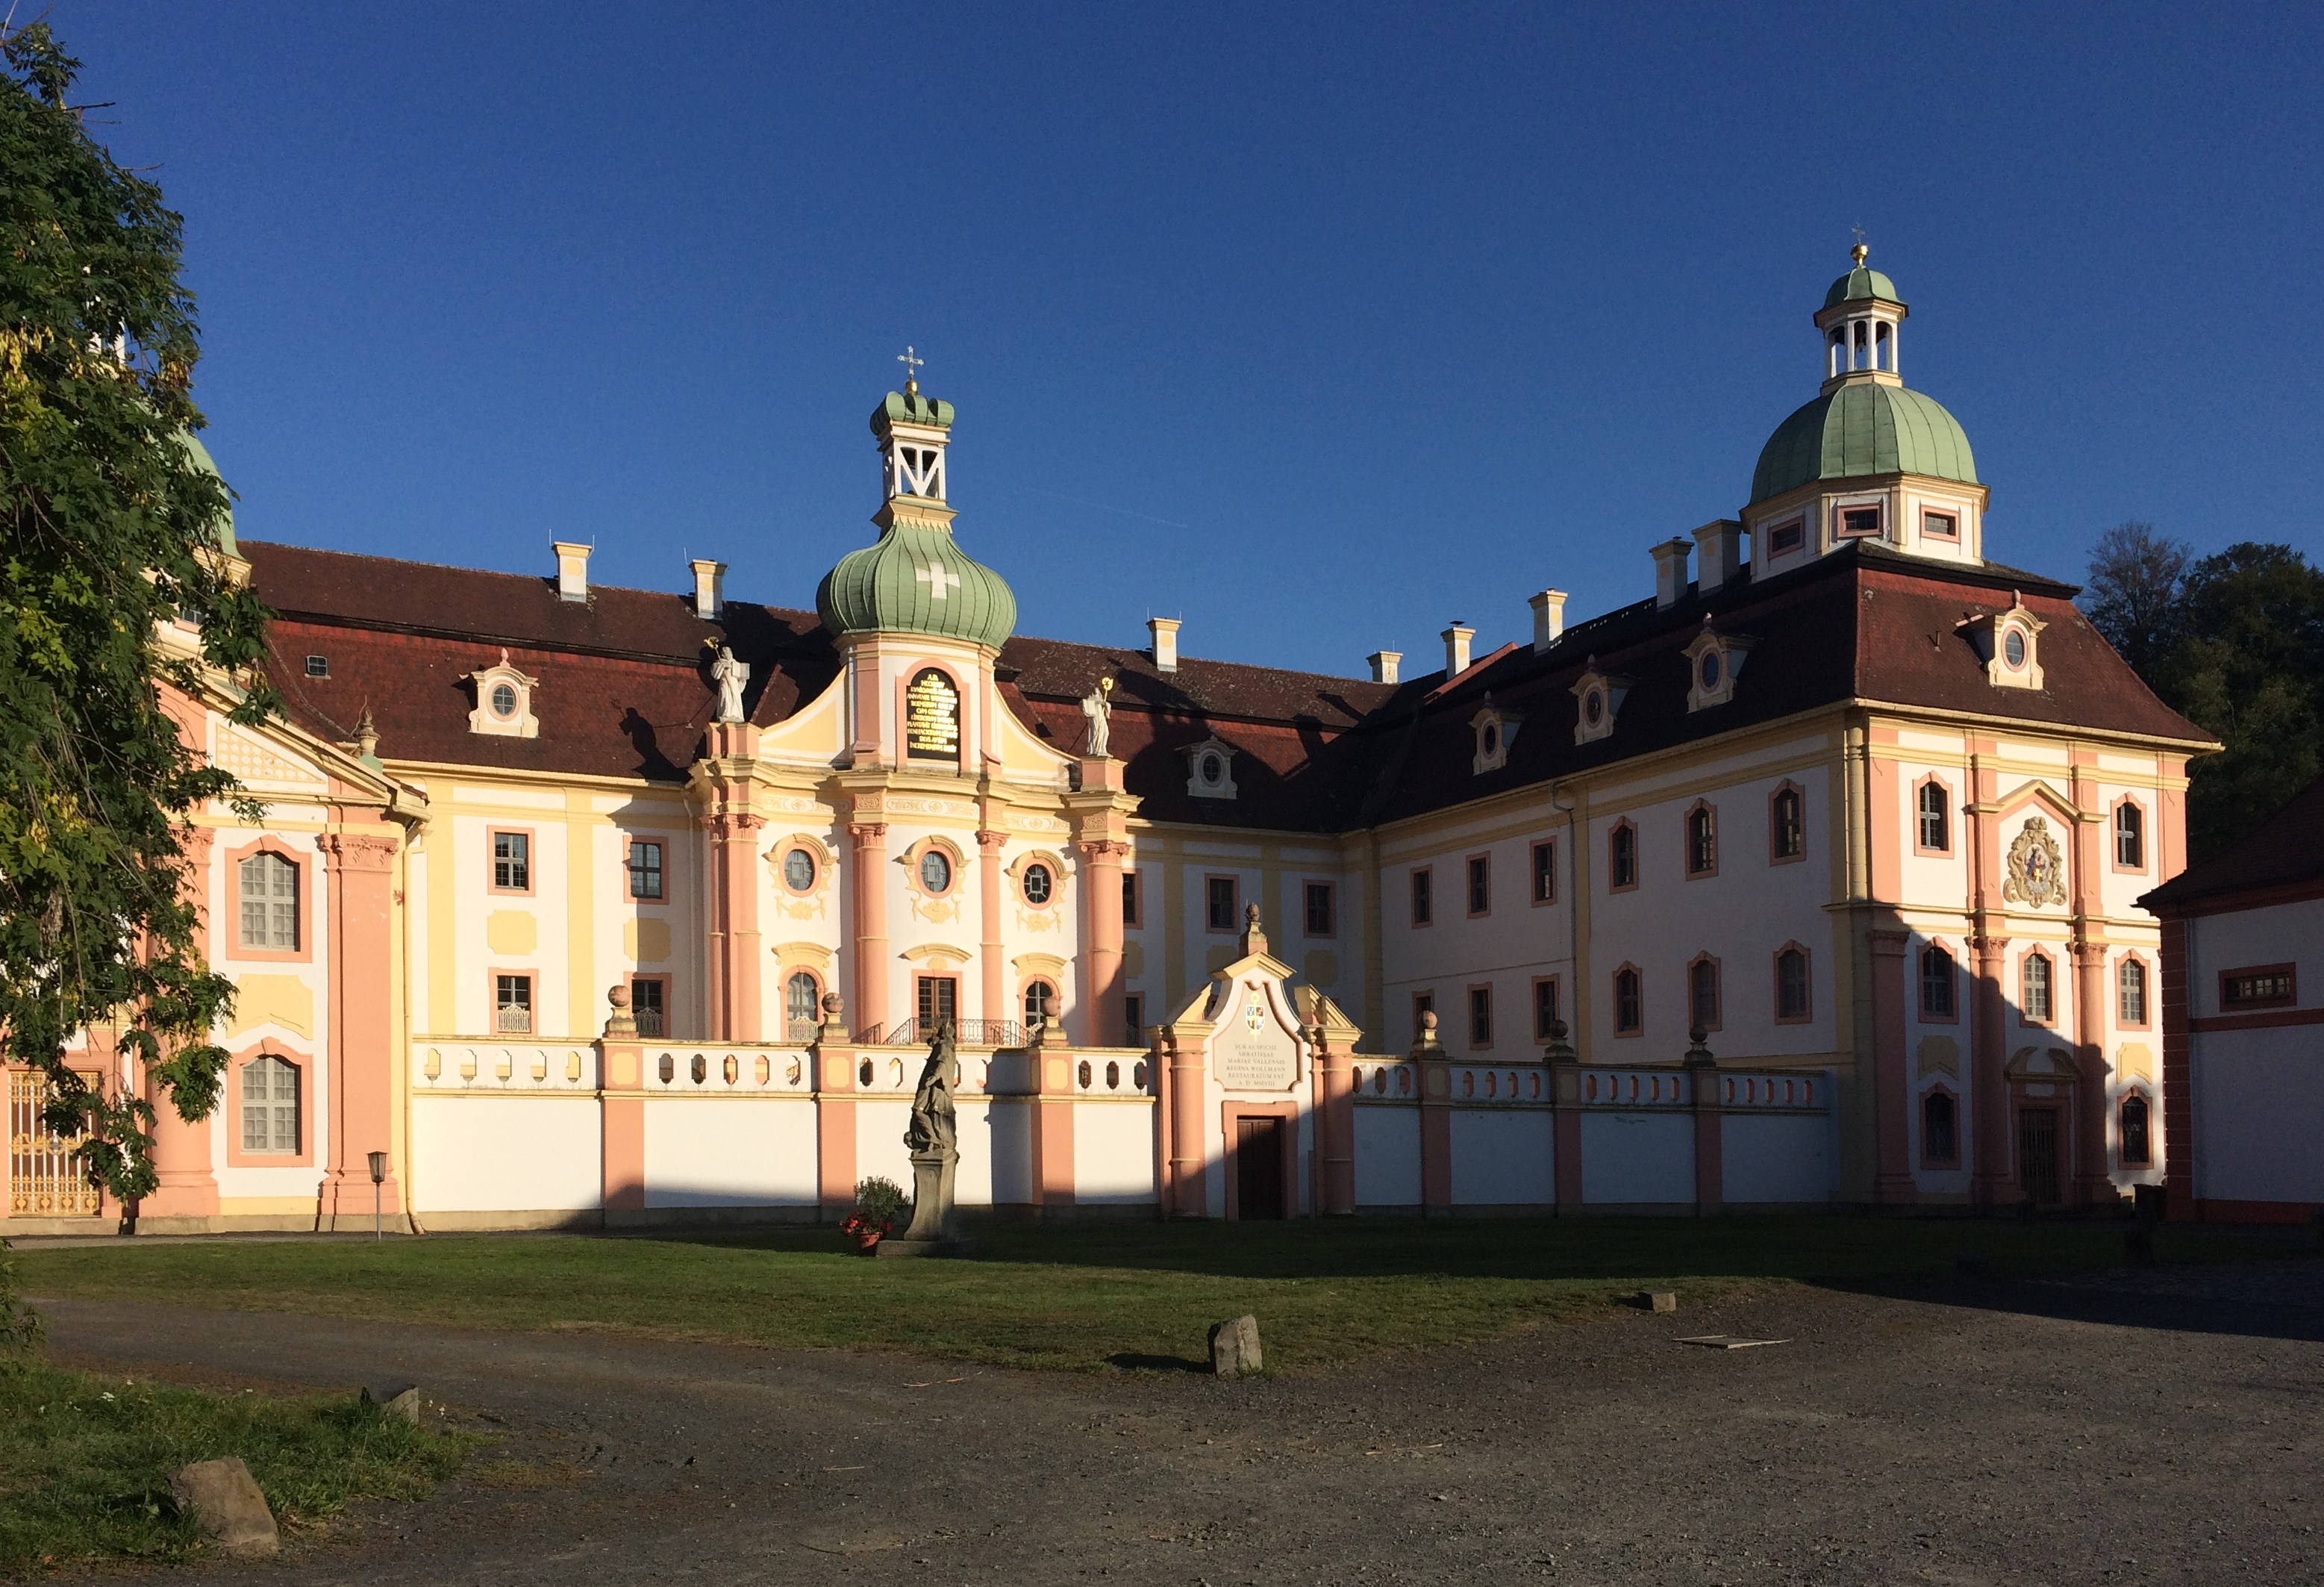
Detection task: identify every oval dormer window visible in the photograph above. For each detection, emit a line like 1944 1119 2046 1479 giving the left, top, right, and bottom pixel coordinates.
1481 723 1499 755
919 849 952 893
2004 629 2027 668
491 682 518 718
1699 652 1720 690
1585 690 1604 726
783 849 816 893
1201 752 1223 785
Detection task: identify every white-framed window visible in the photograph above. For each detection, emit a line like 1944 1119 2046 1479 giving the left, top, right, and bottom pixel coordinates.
240 1055 299 1155
237 852 299 950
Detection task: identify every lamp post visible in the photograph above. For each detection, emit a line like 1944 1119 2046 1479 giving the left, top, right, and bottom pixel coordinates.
367 1151 388 1241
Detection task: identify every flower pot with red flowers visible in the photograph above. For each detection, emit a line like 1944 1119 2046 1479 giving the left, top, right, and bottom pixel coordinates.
842 1176 906 1254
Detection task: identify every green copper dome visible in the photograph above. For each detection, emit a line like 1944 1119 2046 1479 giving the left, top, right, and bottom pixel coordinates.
817 520 1016 650
1823 265 1902 309
1750 383 1978 505
181 431 235 556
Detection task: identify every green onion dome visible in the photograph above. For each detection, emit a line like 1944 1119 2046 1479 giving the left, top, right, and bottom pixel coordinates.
181 431 235 556
816 520 1017 651
1749 383 1978 505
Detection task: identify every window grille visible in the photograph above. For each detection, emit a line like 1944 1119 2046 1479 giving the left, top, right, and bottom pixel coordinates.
241 1056 299 1154
237 852 299 950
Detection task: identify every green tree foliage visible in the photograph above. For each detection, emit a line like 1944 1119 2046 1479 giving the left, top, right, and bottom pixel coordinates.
2083 527 2324 862
0 25 275 1212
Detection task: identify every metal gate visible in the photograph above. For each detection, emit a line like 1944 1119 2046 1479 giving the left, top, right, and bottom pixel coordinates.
7 1070 103 1218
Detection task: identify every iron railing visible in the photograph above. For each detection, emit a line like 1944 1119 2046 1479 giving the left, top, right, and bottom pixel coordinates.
855 1017 1025 1048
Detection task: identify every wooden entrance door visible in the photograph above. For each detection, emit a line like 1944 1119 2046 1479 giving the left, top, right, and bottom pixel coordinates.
2017 1107 2061 1206
1235 1115 1286 1220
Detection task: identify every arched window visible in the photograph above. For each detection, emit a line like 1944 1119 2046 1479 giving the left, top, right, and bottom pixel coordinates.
2118 958 2149 1026
2115 801 2146 870
1769 787 1805 861
2022 952 2055 1023
1920 945 1955 1019
1685 805 1717 876
1688 957 1721 1030
237 852 299 950
1608 822 1637 891
1023 979 1058 1029
1917 780 1950 852
785 971 821 1035
1775 947 1810 1021
1614 967 1642 1034
2119 1094 2152 1166
1922 1091 1958 1166
240 1056 299 1155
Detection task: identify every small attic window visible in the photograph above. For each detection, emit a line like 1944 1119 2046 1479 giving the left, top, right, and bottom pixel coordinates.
1181 736 1239 801
304 655 328 678
1838 505 1882 539
1768 517 1805 556
491 682 519 718
1470 699 1522 775
1201 752 1224 784
2004 629 2027 669
466 650 541 739
1699 651 1720 690
1922 511 1958 540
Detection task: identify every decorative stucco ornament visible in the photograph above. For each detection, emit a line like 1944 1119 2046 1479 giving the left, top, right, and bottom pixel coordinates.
2003 816 2066 908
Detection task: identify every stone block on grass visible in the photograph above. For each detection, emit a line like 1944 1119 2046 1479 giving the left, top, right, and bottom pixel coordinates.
362 1380 422 1423
1208 1315 1262 1378
168 1456 278 1556
1637 1290 1678 1313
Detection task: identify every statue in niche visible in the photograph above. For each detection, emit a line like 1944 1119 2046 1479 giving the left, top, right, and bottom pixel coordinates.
1080 675 1113 758
710 644 749 724
905 1016 958 1156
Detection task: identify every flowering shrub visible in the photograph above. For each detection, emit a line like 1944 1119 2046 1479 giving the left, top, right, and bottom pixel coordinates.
842 1176 906 1241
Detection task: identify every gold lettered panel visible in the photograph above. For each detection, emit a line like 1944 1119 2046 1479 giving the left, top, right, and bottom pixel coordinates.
905 669 960 761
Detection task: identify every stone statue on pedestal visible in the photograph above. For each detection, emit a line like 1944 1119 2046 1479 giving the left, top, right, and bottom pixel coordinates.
887 1017 973 1257
1080 676 1113 758
710 644 749 724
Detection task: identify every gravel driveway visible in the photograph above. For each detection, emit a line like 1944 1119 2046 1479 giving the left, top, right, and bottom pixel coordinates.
31 1263 2324 1586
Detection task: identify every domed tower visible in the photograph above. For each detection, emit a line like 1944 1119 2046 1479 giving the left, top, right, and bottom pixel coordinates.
816 371 1018 773
1742 246 1987 576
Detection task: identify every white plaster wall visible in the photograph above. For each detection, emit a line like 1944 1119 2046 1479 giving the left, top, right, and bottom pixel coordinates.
1378 814 1569 1056
2193 904 2324 1018
452 805 571 1038
1449 1109 1555 1204
1579 1112 1694 1205
640 1097 818 1207
1722 1113 1833 1204
2192 1026 2324 1203
1354 1106 1422 1206
1072 1101 1158 1203
413 1096 601 1212
981 1099 1034 1205
854 1098 915 1194
951 1099 995 1208
214 1163 325 1201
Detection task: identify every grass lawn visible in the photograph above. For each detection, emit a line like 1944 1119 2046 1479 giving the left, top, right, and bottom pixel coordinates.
0 1358 472 1574
15 1216 2308 1375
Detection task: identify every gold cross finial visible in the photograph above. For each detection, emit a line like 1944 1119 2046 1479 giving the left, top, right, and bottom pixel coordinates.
1849 225 1868 268
897 345 924 396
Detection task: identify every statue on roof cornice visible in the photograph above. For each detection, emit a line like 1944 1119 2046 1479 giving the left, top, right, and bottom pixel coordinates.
710 644 749 724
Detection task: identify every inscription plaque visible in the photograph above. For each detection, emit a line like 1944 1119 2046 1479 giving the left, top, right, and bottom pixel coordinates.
1216 988 1297 1091
905 668 960 761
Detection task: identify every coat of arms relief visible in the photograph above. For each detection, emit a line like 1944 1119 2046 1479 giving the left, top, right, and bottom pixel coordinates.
2003 816 2067 908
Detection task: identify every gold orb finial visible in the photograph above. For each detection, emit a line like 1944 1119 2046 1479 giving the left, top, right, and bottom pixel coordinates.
1850 240 1869 268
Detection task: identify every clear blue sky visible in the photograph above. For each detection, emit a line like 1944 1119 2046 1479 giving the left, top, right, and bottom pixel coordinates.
55 2 2324 676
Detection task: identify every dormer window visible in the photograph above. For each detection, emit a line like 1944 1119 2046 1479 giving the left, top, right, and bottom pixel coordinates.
1922 511 1958 541
1571 660 1632 746
1834 498 1884 540
1681 623 1755 712
1181 735 1240 800
1767 517 1805 556
304 655 329 678
1962 598 2047 691
466 650 540 738
1469 698 1523 774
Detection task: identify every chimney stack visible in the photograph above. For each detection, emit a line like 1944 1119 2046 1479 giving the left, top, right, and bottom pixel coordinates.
1650 539 1692 609
690 558 725 620
1693 520 1743 593
1528 590 1568 653
553 540 591 604
1148 617 1181 673
1368 649 1402 685
1442 622 1474 677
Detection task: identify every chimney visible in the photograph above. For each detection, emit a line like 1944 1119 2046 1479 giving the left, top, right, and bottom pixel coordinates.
1368 649 1402 685
1528 589 1568 653
1693 520 1743 593
690 558 725 620
1148 617 1181 673
1442 622 1474 676
552 540 591 603
1650 538 1692 609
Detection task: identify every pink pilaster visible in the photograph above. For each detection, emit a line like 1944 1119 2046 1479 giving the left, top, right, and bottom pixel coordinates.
320 825 404 1227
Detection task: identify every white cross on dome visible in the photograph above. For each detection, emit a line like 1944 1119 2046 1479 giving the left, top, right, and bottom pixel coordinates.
915 558 960 601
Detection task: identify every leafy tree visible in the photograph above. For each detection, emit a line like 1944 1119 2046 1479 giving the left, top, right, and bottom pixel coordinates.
0 24 275 1220
2150 544 2324 861
2080 520 2189 674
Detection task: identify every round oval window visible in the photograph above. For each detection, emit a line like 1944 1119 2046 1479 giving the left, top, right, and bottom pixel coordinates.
783 849 816 892
919 849 952 893
1022 862 1052 905
1201 752 1222 784
2004 629 2027 668
1699 651 1720 690
1586 690 1603 726
491 682 518 717
1481 723 1499 755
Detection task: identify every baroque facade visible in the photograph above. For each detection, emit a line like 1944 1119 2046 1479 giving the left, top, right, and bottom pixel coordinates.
0 252 2215 1232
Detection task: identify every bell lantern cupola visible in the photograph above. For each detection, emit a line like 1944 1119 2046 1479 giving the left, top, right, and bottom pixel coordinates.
875 349 955 511
1743 246 1989 577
